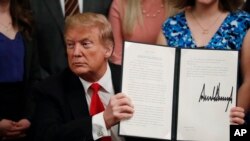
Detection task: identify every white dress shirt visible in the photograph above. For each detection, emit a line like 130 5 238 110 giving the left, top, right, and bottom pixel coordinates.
60 0 83 16
79 64 125 141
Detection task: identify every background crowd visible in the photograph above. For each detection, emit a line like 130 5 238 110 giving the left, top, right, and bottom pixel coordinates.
0 0 250 141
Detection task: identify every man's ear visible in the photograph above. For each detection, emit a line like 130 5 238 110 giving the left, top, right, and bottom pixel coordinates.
104 42 114 58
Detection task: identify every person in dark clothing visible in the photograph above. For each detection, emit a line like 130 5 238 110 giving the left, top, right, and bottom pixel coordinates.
33 12 158 141
0 0 40 140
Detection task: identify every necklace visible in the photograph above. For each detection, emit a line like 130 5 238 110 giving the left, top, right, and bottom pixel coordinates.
142 3 164 18
191 11 222 35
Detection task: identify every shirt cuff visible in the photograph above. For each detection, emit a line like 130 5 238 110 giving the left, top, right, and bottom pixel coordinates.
92 112 111 140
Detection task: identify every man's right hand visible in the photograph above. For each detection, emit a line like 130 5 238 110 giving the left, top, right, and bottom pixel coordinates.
103 93 134 129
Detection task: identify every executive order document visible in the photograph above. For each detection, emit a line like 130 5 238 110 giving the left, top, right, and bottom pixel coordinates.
119 41 238 141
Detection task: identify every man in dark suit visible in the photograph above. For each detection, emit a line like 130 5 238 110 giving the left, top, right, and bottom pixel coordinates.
33 13 157 141
29 0 112 79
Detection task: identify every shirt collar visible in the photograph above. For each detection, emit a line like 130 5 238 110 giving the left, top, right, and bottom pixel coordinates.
79 64 113 94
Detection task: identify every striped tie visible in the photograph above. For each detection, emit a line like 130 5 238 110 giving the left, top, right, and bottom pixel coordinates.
65 0 80 17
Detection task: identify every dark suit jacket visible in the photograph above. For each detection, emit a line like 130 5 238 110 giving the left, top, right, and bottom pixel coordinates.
32 63 158 141
29 0 112 79
22 32 41 86
22 31 41 120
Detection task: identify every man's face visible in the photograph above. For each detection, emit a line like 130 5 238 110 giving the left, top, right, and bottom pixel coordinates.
65 26 112 81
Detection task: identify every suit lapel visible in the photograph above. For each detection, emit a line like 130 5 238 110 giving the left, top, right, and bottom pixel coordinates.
66 69 90 118
44 0 64 33
82 0 89 12
110 63 122 94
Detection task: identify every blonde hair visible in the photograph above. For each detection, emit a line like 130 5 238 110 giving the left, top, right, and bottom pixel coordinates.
122 0 177 35
64 12 114 46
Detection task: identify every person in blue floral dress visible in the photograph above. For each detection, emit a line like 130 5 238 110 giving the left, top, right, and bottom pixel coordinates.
157 0 250 125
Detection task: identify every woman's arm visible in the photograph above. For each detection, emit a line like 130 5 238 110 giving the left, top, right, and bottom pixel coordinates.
108 0 124 65
237 29 250 111
156 31 167 45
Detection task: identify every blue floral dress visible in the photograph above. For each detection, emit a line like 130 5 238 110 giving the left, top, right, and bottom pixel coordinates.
162 10 250 50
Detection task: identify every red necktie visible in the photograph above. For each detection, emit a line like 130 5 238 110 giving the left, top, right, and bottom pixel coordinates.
65 0 80 17
89 83 111 141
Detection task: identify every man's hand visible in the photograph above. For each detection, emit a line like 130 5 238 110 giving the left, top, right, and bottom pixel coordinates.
103 93 134 129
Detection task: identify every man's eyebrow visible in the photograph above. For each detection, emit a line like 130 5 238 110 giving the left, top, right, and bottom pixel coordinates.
65 39 74 42
79 38 93 43
65 37 90 42
80 38 90 41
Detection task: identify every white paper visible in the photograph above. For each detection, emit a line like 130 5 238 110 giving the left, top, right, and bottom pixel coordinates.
177 49 238 141
119 41 176 140
119 42 238 141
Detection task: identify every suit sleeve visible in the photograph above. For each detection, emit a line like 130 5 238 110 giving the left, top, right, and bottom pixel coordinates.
32 85 93 141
